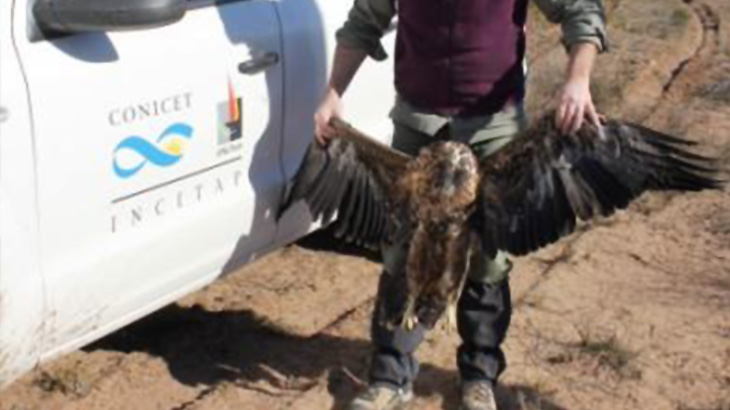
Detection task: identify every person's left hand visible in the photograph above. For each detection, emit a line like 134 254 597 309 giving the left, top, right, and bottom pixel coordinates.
555 77 600 135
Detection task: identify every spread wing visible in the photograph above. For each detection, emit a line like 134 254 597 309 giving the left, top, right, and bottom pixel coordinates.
477 114 722 257
278 118 412 248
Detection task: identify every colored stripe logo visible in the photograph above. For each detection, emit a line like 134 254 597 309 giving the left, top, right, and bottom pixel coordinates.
113 123 194 179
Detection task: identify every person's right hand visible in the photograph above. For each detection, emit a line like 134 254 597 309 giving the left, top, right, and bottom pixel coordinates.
314 88 344 145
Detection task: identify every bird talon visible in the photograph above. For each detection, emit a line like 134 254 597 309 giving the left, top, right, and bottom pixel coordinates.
445 304 457 332
400 298 419 331
403 315 419 331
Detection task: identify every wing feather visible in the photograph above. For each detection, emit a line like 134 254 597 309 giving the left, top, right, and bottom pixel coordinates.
478 113 721 256
282 143 328 207
307 154 339 217
342 165 366 242
539 164 561 243
323 157 354 223
278 118 412 248
353 174 374 244
333 176 359 238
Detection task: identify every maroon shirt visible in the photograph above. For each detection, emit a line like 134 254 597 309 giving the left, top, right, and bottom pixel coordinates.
395 0 528 116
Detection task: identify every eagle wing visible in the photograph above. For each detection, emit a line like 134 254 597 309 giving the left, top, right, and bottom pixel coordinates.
278 118 412 248
476 114 721 257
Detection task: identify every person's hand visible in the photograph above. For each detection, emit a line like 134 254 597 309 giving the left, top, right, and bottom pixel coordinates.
555 77 600 135
314 88 344 145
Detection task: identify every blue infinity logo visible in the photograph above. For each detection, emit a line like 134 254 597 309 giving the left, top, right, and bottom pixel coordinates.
113 123 194 179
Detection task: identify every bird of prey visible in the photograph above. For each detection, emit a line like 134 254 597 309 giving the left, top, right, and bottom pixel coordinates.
277 113 720 330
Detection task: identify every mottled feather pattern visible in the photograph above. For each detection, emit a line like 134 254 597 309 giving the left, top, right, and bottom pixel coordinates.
278 113 721 329
396 142 480 328
400 142 480 222
405 222 474 329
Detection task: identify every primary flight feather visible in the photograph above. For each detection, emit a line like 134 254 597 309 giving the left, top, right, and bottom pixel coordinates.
278 114 721 329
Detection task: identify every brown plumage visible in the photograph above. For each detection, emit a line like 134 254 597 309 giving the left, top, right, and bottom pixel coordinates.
277 114 721 329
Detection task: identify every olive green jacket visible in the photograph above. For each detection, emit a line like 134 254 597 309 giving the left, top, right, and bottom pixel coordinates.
337 0 608 61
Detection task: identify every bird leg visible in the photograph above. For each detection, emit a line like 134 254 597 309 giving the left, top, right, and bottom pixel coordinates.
443 301 458 333
440 233 479 333
400 296 419 331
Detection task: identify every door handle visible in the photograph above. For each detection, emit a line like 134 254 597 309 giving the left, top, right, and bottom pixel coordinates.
238 52 280 75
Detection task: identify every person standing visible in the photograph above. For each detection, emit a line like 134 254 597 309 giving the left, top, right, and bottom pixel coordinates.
314 1 607 409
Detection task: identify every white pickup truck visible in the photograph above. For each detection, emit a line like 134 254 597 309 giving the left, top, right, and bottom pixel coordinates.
0 0 396 387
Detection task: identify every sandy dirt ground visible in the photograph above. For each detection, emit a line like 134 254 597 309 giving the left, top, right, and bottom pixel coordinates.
2 0 730 409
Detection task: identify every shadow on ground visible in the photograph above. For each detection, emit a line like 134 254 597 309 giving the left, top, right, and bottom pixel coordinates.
85 304 563 410
295 226 382 263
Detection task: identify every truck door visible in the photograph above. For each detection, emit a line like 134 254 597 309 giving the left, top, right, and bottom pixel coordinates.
273 0 397 244
13 0 284 355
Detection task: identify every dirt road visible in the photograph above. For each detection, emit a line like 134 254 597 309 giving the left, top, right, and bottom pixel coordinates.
2 0 729 409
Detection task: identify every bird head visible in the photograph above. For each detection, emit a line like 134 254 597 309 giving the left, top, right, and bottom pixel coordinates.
411 141 480 221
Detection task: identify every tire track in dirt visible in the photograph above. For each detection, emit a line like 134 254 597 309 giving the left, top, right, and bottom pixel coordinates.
634 0 727 215
643 0 722 121
665 0 721 92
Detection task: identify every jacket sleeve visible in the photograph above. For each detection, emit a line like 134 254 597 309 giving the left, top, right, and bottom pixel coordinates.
335 0 396 61
533 0 609 52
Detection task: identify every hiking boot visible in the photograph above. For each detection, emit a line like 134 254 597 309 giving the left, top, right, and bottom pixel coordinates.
460 380 497 410
347 384 414 410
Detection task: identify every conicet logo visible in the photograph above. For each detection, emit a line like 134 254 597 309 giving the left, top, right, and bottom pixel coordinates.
113 123 194 179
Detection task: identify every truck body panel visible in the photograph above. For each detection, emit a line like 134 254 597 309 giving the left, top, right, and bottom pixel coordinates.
0 0 395 387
